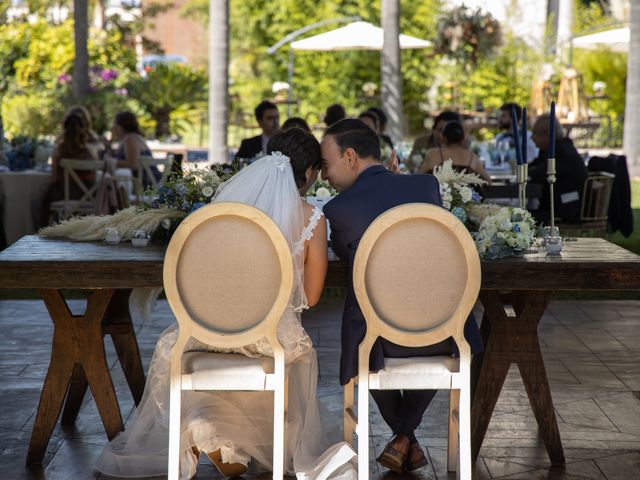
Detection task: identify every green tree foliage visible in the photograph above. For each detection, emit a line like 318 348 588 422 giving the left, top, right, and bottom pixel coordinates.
183 0 442 132
127 63 208 138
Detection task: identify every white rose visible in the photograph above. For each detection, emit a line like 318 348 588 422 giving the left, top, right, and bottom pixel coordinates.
161 218 171 230
506 236 518 247
202 186 214 197
316 187 331 197
499 219 512 231
459 186 472 203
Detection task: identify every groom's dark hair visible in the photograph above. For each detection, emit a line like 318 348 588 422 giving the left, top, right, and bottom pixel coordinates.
267 128 321 189
324 118 381 161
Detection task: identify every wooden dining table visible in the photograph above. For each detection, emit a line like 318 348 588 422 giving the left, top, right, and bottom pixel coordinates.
2 235 640 466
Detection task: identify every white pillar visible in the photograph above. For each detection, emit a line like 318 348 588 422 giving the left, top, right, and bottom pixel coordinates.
381 0 404 144
624 0 640 166
209 0 229 164
556 0 573 62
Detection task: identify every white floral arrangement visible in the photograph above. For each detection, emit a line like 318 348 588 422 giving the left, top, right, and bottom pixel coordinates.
306 179 337 197
474 207 535 259
432 159 486 223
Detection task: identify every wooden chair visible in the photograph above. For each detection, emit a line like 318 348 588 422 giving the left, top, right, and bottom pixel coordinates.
164 202 293 480
343 204 481 480
558 171 615 237
49 158 105 220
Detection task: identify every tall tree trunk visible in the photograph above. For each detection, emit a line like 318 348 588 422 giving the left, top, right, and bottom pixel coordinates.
381 0 403 144
547 0 560 54
624 0 640 166
209 0 229 165
73 0 91 100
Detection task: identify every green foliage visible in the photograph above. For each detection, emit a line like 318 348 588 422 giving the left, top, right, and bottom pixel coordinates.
572 49 626 118
1 90 62 137
458 32 543 112
127 63 208 138
183 0 442 133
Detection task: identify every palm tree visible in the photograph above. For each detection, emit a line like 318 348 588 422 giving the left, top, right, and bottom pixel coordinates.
72 0 91 100
381 0 403 143
624 0 640 166
208 0 229 164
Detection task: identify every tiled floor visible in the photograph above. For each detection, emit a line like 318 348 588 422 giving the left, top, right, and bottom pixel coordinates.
1 296 640 479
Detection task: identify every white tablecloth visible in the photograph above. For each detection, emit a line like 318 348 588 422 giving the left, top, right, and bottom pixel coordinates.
0 170 50 246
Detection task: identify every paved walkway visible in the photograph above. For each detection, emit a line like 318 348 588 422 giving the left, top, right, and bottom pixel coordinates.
1 296 639 479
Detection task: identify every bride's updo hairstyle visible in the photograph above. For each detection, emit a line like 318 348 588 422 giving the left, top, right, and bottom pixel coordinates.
267 127 322 189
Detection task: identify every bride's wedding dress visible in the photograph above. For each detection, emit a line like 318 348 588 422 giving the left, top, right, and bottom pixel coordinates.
96 155 356 479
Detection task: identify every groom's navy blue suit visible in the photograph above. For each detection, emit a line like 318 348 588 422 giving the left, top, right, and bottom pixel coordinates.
323 165 483 442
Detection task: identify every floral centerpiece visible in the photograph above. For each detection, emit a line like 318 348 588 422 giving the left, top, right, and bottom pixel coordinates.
40 165 236 242
474 207 535 259
431 160 537 259
306 178 336 198
432 159 485 227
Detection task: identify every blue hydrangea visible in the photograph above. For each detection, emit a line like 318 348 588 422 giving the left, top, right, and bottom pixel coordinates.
175 183 187 196
452 207 467 223
189 202 206 214
472 191 482 202
150 199 159 209
513 223 521 233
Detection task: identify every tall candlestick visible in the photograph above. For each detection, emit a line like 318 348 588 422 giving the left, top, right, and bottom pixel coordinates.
511 105 523 165
521 107 527 165
548 101 556 160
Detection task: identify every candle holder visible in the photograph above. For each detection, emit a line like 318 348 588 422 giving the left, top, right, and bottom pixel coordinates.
547 157 557 231
516 164 527 209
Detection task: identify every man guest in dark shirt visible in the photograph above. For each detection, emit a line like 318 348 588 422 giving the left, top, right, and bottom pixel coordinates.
235 100 280 161
528 113 588 224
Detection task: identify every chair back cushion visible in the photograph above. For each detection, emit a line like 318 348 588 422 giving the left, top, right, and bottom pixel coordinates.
164 202 294 347
354 204 480 346
176 215 280 333
365 218 467 332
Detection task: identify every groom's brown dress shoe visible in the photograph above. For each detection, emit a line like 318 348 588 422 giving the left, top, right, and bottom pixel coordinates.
405 442 428 471
376 434 410 474
206 448 249 477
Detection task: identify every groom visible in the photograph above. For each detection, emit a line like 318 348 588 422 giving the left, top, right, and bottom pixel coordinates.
321 119 483 473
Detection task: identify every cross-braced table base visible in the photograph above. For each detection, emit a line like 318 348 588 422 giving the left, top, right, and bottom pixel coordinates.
26 289 146 464
471 290 565 465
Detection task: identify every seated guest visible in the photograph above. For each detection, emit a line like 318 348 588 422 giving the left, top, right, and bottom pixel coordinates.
323 103 346 127
529 114 588 224
367 106 394 150
65 105 104 158
417 120 491 182
42 113 99 225
408 111 461 171
495 102 538 161
235 100 279 161
109 111 159 188
358 110 380 132
282 116 311 132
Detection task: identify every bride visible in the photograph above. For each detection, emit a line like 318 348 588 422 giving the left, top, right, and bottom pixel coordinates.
95 128 356 479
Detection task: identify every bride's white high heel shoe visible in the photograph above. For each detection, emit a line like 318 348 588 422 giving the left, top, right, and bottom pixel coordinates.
192 446 249 477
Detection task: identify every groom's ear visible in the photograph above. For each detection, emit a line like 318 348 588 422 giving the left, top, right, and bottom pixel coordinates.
345 147 357 166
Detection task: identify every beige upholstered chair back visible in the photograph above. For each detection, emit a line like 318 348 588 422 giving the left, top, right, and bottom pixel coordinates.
163 202 294 349
353 203 481 349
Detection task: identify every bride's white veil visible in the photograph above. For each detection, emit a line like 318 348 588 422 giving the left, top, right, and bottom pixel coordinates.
212 152 308 311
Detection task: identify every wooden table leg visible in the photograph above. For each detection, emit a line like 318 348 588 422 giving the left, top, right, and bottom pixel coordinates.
27 289 123 465
104 289 146 405
471 290 565 465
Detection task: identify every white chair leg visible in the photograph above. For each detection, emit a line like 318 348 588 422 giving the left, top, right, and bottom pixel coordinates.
448 389 460 472
357 380 369 480
343 379 355 445
272 378 285 479
459 384 472 480
168 368 182 480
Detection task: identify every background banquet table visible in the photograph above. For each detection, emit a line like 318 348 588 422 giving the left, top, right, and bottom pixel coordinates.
0 170 49 248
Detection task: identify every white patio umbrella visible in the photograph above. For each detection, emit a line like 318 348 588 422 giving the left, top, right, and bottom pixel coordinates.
290 21 430 51
572 27 630 53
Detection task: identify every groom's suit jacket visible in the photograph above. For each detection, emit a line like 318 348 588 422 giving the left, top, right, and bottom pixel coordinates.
323 165 484 385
